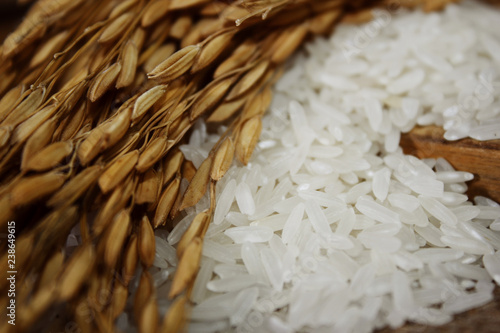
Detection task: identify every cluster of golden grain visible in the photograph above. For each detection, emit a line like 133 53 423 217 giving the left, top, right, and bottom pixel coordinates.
1 0 496 332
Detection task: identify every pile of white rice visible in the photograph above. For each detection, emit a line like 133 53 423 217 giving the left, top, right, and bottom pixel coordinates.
127 1 500 332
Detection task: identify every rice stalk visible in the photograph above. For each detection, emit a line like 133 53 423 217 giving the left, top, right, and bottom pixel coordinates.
97 150 139 193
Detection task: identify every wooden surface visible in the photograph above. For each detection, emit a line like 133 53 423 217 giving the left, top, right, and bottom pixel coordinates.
401 125 500 203
380 288 500 333
397 126 500 332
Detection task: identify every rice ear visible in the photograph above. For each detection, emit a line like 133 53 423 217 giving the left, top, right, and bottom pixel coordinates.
169 0 211 10
108 281 129 320
48 165 103 207
241 85 273 120
133 271 153 321
109 0 138 19
59 102 86 141
168 237 202 299
2 86 46 128
132 85 168 121
11 172 67 207
122 235 139 286
0 126 11 148
23 141 73 172
207 97 246 123
116 40 138 89
100 106 133 150
11 105 56 145
214 40 256 78
162 149 184 186
143 43 176 73
225 60 270 101
0 84 24 123
308 9 341 34
103 210 131 268
88 62 122 102
136 137 168 172
211 137 234 181
136 169 160 205
98 13 134 44
138 215 156 267
98 150 139 194
154 176 181 228
169 15 192 39
147 45 199 81
141 0 171 27
177 210 210 257
138 296 158 333
18 282 57 330
179 154 213 211
189 75 237 121
160 295 187 333
94 178 135 235
38 251 64 290
77 128 106 166
0 195 14 231
13 233 36 277
191 29 236 72
30 31 69 68
269 23 309 64
58 244 96 302
235 116 262 165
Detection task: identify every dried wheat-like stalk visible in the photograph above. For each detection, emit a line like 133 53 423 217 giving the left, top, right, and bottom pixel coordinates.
0 0 491 331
